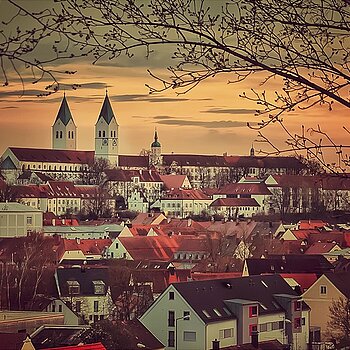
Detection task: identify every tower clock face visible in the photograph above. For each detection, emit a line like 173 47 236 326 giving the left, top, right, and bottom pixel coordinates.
112 138 117 146
102 138 108 146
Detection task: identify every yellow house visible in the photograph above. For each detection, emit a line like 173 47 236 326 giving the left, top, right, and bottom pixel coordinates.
302 272 350 341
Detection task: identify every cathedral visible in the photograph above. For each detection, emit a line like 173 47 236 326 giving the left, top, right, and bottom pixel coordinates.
0 94 304 186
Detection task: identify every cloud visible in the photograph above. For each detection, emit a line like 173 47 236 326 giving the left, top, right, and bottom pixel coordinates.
155 118 249 128
203 108 257 115
0 106 19 109
109 94 189 103
153 115 174 120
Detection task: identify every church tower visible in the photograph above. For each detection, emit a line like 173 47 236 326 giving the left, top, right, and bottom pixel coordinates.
95 92 119 166
149 129 162 166
52 94 77 150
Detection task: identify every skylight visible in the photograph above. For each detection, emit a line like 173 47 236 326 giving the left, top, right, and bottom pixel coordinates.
202 310 211 318
213 308 222 317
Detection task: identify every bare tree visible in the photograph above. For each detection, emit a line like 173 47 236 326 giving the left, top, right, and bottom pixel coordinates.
2 0 350 170
325 296 350 347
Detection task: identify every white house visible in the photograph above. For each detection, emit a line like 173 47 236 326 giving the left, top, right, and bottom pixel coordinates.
140 274 310 350
0 202 43 237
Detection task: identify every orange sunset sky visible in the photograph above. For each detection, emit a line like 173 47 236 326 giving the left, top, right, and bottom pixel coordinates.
0 1 348 160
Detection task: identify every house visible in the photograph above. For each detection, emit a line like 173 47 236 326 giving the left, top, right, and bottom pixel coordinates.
140 274 310 350
127 190 149 213
302 271 350 341
304 242 342 263
0 202 43 237
159 174 192 190
243 255 334 277
210 198 260 218
132 212 167 226
160 188 212 218
216 183 272 215
107 236 182 261
55 266 113 324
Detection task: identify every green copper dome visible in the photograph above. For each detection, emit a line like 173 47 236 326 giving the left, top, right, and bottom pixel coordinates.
151 130 161 148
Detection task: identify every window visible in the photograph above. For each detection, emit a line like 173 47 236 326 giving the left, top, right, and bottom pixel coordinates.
169 291 174 300
60 131 63 138
249 305 258 317
58 304 62 312
71 131 74 138
26 216 33 225
249 324 258 336
103 130 106 137
76 300 81 313
94 315 99 322
67 280 80 295
219 328 234 339
183 311 190 320
93 280 105 295
294 300 301 311
294 317 301 329
320 285 327 295
52 304 56 312
56 131 59 138
183 331 196 342
260 323 267 332
94 301 99 313
168 331 175 347
168 311 175 327
99 131 101 137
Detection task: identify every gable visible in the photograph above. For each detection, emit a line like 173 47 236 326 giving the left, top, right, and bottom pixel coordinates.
0 156 17 170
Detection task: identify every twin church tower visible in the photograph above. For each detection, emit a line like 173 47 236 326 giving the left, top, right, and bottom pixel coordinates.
52 92 119 165
52 93 161 166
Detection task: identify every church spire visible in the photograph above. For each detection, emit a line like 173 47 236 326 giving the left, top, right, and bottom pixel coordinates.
151 128 161 148
97 91 117 125
55 94 74 126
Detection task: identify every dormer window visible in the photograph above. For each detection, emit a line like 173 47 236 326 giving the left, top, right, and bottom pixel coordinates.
67 280 80 295
249 305 258 317
93 280 105 295
294 300 301 311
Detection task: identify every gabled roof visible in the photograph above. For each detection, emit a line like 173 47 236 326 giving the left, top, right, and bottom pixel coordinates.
305 242 340 255
159 174 189 189
131 212 166 226
246 255 334 275
118 155 149 168
220 183 271 195
97 94 117 125
210 198 260 207
119 236 183 261
104 169 162 182
9 147 94 164
324 271 350 298
56 267 109 297
54 95 75 126
172 274 300 324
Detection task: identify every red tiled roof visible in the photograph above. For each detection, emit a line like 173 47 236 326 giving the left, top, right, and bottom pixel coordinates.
9 147 94 164
104 168 162 182
305 242 339 255
162 154 228 167
118 155 149 168
298 220 328 229
220 183 271 195
160 174 189 189
162 188 210 200
269 175 322 188
291 229 320 240
131 213 165 225
210 197 260 207
344 233 350 248
46 181 80 198
224 155 304 169
13 185 48 198
281 273 318 291
119 236 183 261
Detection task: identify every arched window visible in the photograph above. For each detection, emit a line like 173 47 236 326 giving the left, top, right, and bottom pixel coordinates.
56 131 59 138
71 131 74 139
111 131 113 137
102 130 106 137
60 131 63 139
99 131 101 137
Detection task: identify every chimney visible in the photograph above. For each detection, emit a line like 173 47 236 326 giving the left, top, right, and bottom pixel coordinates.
187 218 192 227
75 237 81 245
52 218 56 226
212 339 220 350
251 330 259 348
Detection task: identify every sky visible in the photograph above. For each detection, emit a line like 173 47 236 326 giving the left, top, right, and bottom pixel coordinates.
0 0 348 159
